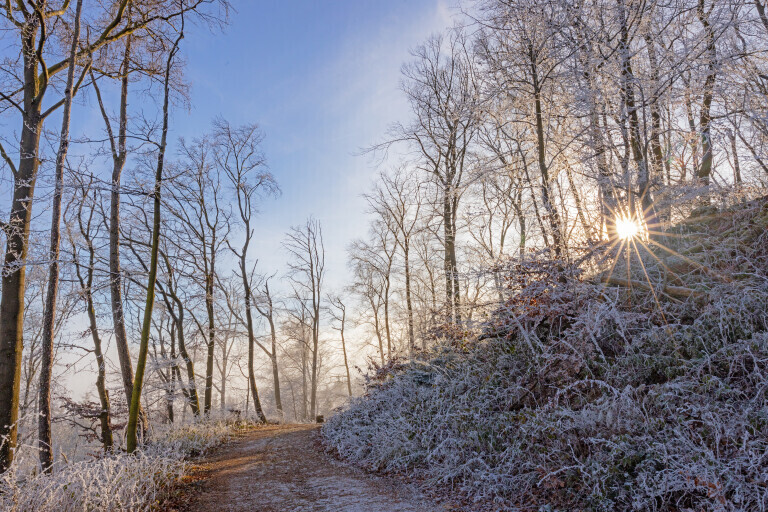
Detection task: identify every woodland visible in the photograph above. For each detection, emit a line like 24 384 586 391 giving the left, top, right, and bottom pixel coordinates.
0 0 766 510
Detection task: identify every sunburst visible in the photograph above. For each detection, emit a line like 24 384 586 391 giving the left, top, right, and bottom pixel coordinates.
615 215 641 240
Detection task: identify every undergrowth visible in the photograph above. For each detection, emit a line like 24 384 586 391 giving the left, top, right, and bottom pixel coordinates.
323 195 768 511
0 413 254 511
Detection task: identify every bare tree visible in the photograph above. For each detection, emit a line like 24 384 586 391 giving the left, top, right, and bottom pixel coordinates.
365 168 423 354
38 0 86 473
284 219 325 420
252 276 284 418
216 119 277 422
386 32 480 323
127 18 184 453
0 0 145 471
327 295 352 396
66 175 114 452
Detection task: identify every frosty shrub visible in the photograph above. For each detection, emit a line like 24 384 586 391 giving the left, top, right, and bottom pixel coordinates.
323 197 768 511
0 416 239 511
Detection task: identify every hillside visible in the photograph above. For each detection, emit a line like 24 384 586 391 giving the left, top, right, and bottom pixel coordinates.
322 196 768 511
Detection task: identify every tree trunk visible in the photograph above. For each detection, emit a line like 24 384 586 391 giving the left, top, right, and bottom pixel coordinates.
339 307 352 396
310 296 320 420
204 269 215 414
697 0 717 186
403 242 415 354
127 26 183 453
171 300 201 415
104 38 148 433
267 315 283 416
0 30 45 473
442 186 461 322
72 201 114 452
618 0 656 232
645 33 666 185
729 129 742 185
241 261 266 423
38 0 84 473
529 46 563 257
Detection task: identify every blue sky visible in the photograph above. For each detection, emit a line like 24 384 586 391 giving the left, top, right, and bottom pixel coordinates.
172 0 454 290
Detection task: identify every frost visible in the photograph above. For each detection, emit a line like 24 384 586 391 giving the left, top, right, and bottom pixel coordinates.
323 198 768 511
0 417 238 511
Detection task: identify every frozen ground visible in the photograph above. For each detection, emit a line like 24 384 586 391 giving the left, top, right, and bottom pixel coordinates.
179 424 445 512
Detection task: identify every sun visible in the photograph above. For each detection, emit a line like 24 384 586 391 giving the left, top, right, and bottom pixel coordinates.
616 216 640 240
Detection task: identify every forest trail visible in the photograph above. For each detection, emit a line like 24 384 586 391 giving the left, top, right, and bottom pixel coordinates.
177 424 445 512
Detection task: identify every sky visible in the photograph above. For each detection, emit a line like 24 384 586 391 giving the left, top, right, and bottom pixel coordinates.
170 0 455 291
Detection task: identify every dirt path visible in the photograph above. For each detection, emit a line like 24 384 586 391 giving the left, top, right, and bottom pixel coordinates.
177 424 445 512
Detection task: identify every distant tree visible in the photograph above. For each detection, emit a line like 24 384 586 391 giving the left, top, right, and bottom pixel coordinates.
252 276 284 418
328 295 352 396
365 168 424 355
284 219 325 420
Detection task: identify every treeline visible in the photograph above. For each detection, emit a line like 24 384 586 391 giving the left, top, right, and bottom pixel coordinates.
348 0 768 360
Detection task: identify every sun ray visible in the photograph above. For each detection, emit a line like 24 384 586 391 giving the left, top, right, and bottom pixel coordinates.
629 237 668 324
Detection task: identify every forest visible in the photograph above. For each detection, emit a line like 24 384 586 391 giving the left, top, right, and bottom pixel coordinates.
0 0 766 510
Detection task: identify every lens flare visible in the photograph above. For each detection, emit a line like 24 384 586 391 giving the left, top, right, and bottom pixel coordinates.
616 216 640 240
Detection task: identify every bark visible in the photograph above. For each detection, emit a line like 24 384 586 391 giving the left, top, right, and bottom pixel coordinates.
0 30 44 474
